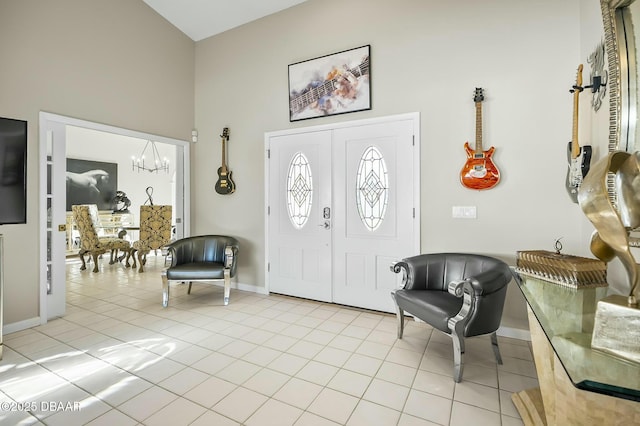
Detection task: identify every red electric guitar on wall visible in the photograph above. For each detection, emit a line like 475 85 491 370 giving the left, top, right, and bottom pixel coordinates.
460 88 500 190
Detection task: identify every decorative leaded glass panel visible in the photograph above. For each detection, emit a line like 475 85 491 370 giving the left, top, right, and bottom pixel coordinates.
356 146 388 231
286 152 313 229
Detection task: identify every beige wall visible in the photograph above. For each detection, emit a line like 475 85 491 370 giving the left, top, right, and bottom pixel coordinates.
193 0 593 332
0 0 194 325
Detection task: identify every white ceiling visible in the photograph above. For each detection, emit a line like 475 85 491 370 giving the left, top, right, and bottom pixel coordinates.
143 0 308 41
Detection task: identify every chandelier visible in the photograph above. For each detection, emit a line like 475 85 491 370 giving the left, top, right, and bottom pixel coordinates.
131 140 169 173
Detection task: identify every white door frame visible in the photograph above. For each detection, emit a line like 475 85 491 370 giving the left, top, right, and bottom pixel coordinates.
39 111 191 323
264 112 421 297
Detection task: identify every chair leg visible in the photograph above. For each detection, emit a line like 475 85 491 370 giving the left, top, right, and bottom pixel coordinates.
130 249 138 269
125 249 132 268
162 271 169 307
223 269 231 306
109 249 116 265
137 251 145 272
491 332 503 365
187 282 193 294
79 250 87 271
390 292 405 339
451 330 465 383
91 252 100 273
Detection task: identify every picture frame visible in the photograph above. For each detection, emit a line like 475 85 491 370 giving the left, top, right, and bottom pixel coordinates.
288 45 371 122
66 158 118 211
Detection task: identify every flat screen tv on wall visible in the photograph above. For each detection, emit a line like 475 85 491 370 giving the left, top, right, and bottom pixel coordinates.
0 117 27 225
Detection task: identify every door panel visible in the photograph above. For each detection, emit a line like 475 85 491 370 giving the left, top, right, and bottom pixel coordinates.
332 119 416 312
268 131 332 302
40 116 66 321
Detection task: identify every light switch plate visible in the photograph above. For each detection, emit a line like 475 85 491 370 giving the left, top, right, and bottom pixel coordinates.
452 206 477 219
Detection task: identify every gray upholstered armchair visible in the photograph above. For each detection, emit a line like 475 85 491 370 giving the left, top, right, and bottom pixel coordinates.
161 235 239 307
390 253 512 382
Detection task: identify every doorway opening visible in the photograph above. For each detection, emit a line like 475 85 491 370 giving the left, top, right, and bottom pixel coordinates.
39 112 191 324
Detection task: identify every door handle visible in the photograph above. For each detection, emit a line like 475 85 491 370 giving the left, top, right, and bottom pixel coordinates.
318 221 330 229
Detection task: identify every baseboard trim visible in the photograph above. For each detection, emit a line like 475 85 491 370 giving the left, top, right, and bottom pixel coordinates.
4 317 41 335
235 281 268 295
497 326 531 341
191 280 269 296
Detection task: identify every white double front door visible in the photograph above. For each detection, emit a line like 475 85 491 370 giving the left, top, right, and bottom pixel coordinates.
266 113 419 313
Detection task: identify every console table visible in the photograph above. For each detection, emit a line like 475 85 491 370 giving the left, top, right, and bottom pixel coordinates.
513 274 639 425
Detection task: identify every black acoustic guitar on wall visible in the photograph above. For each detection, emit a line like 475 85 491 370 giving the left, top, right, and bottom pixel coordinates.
215 127 236 195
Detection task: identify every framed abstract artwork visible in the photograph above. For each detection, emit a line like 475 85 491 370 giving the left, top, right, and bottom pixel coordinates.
288 45 371 121
66 158 118 211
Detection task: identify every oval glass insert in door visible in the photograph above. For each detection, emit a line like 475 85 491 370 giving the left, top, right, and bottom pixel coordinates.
286 152 313 229
356 146 389 231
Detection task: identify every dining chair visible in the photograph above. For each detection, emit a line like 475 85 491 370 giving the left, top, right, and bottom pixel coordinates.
71 204 132 272
128 205 172 272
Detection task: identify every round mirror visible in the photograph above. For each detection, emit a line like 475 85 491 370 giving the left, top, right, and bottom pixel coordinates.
603 0 640 153
625 1 640 150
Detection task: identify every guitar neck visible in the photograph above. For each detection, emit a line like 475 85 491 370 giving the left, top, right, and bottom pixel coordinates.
475 101 483 153
221 137 228 169
571 89 580 157
290 58 369 113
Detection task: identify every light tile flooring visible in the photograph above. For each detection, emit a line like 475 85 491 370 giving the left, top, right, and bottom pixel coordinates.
0 255 538 425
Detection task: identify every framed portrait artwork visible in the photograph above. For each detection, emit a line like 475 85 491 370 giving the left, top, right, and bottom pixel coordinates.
288 45 371 121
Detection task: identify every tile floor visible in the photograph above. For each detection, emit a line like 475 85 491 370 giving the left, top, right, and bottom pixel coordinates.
0 255 538 425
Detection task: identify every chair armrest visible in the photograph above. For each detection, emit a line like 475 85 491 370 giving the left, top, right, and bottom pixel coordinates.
390 261 409 288
224 244 238 269
164 243 180 268
448 279 473 298
390 258 428 290
447 279 476 336
465 267 512 296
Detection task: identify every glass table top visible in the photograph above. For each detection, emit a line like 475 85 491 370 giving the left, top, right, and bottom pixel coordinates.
514 273 640 401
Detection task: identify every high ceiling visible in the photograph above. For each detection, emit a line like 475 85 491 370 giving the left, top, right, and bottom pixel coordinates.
143 0 308 41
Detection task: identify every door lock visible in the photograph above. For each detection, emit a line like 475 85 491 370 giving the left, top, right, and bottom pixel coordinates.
323 207 331 219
